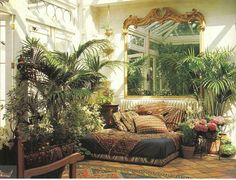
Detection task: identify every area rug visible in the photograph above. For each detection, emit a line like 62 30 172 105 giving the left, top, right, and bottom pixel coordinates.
75 164 190 178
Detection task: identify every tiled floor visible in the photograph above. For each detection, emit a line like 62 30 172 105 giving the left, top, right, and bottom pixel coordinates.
64 155 236 178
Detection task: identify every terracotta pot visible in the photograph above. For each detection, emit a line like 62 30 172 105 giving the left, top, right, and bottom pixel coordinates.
181 145 195 158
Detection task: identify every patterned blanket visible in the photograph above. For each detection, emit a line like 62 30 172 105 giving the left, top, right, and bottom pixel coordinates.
92 129 181 156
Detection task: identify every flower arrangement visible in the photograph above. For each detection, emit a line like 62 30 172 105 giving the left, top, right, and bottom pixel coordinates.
193 116 227 140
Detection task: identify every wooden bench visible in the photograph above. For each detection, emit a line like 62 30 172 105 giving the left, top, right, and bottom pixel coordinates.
16 131 84 178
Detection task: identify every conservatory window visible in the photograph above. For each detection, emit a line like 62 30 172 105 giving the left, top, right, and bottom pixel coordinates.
28 0 72 25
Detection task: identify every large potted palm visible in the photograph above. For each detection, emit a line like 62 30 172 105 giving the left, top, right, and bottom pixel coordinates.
4 36 121 177
182 47 236 116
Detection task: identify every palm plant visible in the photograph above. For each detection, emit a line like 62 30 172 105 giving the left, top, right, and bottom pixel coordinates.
7 36 120 146
183 47 236 116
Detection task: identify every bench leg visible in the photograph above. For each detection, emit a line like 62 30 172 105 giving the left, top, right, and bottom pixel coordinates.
69 163 76 178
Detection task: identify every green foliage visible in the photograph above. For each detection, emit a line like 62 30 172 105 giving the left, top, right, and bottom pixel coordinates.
157 43 199 96
183 47 236 116
0 126 13 150
59 103 104 139
221 144 236 157
4 36 116 151
96 88 114 105
179 122 196 146
127 56 146 95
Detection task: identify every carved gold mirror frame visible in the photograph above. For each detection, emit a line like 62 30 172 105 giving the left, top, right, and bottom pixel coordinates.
123 7 205 98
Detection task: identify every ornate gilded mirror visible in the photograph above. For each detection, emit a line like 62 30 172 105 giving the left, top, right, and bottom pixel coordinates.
123 7 205 97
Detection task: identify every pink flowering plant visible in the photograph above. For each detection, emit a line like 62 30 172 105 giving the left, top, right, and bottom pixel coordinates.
193 116 226 140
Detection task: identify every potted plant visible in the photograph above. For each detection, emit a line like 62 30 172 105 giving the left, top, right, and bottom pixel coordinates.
96 87 114 105
183 47 236 116
3 36 120 177
220 144 236 157
219 136 236 158
179 122 196 158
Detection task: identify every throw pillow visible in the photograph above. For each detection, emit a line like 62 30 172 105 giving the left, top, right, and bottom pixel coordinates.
134 103 172 115
112 111 128 131
164 108 186 131
134 115 168 134
120 111 139 132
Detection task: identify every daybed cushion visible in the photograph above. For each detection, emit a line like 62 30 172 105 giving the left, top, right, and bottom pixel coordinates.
134 115 168 133
81 129 181 160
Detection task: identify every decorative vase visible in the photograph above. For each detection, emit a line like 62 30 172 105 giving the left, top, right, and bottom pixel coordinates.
181 145 195 158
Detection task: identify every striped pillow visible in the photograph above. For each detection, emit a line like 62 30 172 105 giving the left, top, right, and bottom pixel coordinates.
112 111 128 131
163 108 186 131
120 111 139 132
134 115 168 134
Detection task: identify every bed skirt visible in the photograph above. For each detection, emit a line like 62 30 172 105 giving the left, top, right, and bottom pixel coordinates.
91 151 179 167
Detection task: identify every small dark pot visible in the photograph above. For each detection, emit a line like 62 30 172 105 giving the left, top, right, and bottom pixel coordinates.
181 145 195 159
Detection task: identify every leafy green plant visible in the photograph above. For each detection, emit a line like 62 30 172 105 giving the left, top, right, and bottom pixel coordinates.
96 88 114 105
127 56 146 95
4 36 118 152
221 144 236 157
59 103 104 138
183 47 236 116
156 43 199 96
0 126 13 150
179 122 196 146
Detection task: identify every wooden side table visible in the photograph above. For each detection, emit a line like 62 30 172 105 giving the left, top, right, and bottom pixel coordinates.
100 104 119 128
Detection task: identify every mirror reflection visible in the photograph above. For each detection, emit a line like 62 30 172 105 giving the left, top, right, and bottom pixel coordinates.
125 8 205 97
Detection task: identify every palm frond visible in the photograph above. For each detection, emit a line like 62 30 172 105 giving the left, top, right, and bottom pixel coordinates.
85 56 123 73
74 39 110 60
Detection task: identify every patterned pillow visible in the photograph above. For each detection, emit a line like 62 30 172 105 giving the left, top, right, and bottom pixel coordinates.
164 108 186 131
134 103 172 115
120 111 139 132
112 111 128 131
134 115 168 134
